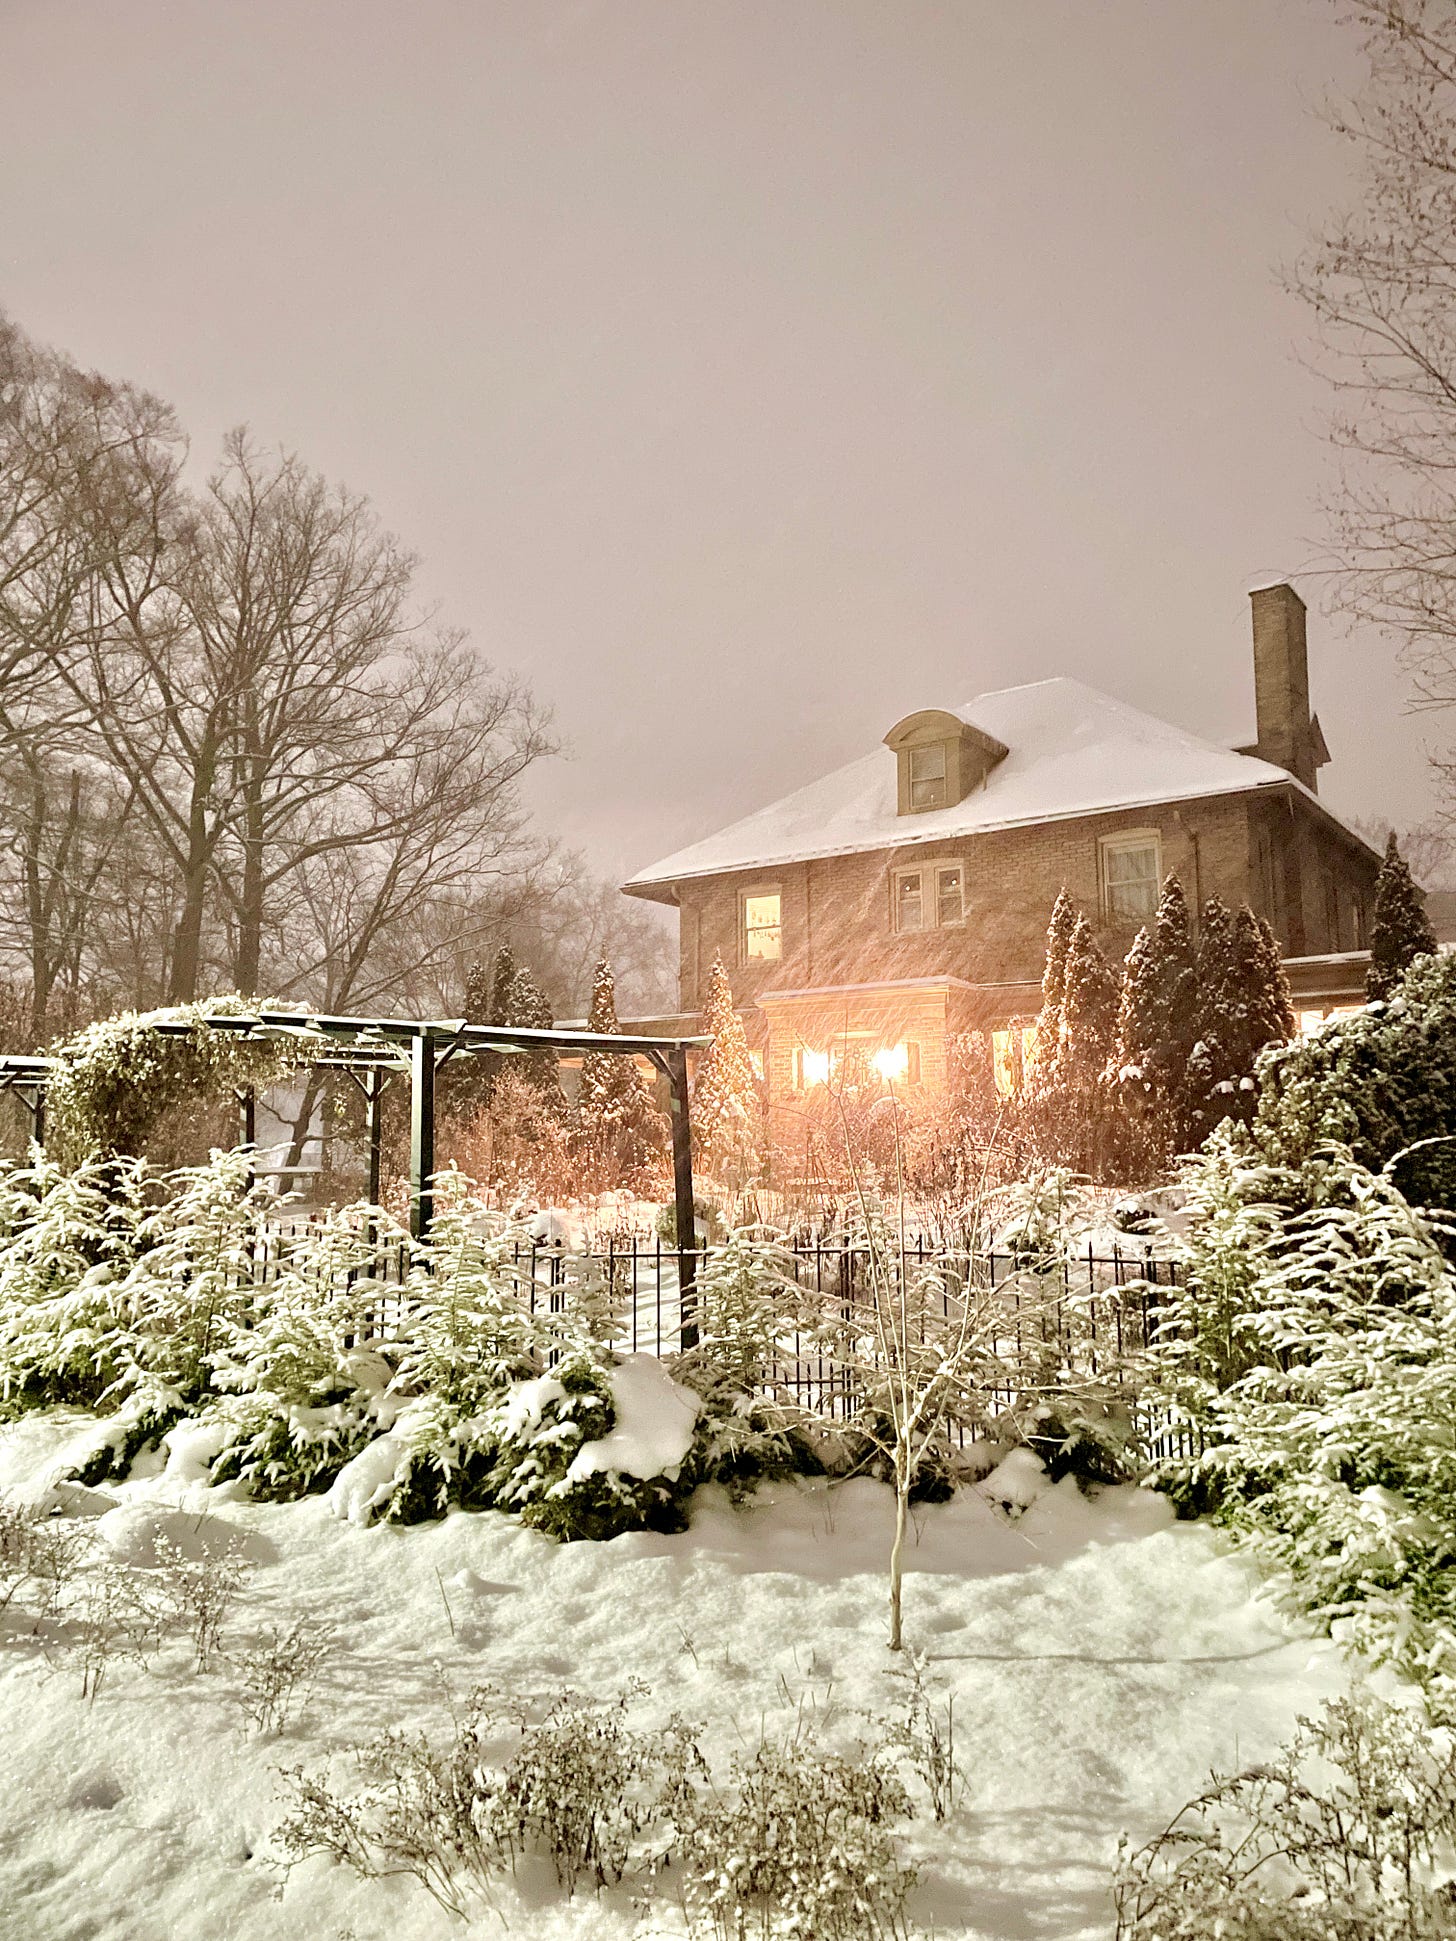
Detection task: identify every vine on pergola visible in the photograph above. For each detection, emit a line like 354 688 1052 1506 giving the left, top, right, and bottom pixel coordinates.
45 997 303 1164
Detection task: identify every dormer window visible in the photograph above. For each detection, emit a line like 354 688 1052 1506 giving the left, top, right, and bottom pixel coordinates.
908 743 948 811
883 709 1009 818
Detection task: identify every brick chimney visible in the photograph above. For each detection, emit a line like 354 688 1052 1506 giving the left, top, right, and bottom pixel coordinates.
1246 580 1328 793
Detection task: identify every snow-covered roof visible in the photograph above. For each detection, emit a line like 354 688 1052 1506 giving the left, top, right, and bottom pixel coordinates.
625 677 1367 896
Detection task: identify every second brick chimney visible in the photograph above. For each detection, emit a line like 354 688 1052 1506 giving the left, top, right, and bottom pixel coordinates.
1245 580 1329 793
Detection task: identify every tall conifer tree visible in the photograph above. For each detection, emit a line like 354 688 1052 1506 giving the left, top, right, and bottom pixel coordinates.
1238 907 1296 1060
1030 888 1078 1094
691 956 764 1187
1188 895 1244 1140
504 964 565 1111
1368 832 1438 1000
574 957 667 1189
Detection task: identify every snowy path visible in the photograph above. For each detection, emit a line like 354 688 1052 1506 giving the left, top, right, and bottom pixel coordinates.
0 1412 1365 1941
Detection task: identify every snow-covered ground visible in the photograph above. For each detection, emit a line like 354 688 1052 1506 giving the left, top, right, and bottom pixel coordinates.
0 1410 1372 1941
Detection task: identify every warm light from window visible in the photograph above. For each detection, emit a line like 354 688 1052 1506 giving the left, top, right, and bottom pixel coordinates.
872 1044 909 1080
801 1048 832 1086
743 892 782 960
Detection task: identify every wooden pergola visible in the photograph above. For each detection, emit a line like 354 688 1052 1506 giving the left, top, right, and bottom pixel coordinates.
0 1008 713 1342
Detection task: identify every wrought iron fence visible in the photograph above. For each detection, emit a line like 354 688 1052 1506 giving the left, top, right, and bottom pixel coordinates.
230 1221 1195 1461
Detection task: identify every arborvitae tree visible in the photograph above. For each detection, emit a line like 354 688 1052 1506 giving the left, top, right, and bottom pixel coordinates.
1115 874 1199 1096
573 957 668 1191
691 956 764 1189
443 957 497 1120
1042 913 1118 1174
1113 874 1200 1169
1368 832 1439 1001
1238 907 1296 1060
1059 914 1119 1087
1029 888 1078 1095
1187 895 1244 1142
503 965 565 1112
486 945 517 1027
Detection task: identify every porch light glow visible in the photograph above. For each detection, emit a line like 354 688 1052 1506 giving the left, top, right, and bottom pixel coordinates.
872 1043 909 1080
801 1048 832 1087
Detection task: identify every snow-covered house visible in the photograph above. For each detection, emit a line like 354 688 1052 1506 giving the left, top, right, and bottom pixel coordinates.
623 582 1382 1098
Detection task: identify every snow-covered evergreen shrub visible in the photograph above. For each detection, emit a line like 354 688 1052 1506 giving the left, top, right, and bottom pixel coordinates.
348 1349 705 1541
1255 949 1456 1225
1155 1137 1456 1712
208 1202 410 1499
1114 1694 1456 1940
0 1154 151 1412
673 1227 826 1496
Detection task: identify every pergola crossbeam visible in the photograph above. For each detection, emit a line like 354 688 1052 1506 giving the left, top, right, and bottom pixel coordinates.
0 1008 712 1350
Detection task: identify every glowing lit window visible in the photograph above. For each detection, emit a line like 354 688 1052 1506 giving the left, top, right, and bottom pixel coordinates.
1101 833 1161 924
908 742 947 811
894 870 925 932
991 1030 1017 1096
794 1046 836 1088
742 891 781 961
871 1042 921 1083
936 865 964 927
1019 1022 1038 1073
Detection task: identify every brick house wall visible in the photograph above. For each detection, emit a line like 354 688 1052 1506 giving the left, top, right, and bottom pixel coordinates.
672 784 1378 1028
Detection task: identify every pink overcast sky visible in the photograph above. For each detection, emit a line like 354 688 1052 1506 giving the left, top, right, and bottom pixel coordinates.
0 0 1439 881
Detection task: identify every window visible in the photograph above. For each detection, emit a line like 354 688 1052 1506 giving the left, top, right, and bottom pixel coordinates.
1100 833 1161 924
741 890 781 962
908 742 948 811
893 862 963 932
1256 829 1278 921
990 1022 1038 1097
793 1046 837 1089
871 1042 922 1084
894 870 925 932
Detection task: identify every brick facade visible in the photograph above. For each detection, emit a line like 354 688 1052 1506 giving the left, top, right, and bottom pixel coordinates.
676 792 1372 1000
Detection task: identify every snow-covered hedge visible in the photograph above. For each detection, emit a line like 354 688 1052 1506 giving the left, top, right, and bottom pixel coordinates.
1254 948 1456 1228
1154 1132 1456 1717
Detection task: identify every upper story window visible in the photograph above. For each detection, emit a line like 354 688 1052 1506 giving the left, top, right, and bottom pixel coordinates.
908 742 949 812
1100 831 1161 924
893 862 964 933
741 889 782 962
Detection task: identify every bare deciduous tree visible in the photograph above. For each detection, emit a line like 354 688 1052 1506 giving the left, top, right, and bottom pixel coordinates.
1294 2 1456 790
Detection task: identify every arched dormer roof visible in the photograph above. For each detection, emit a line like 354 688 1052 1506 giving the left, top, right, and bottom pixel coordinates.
883 710 1009 814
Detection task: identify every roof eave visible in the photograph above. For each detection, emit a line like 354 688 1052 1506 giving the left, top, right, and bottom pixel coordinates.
622 772 1345 895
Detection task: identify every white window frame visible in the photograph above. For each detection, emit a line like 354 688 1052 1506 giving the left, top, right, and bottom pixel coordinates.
892 867 926 932
893 860 964 933
934 862 965 928
908 741 948 812
1099 830 1161 925
739 886 782 964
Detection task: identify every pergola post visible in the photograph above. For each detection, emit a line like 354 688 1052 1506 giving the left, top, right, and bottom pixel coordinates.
665 1046 699 1351
409 1031 436 1244
365 1068 386 1210
29 1085 44 1152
